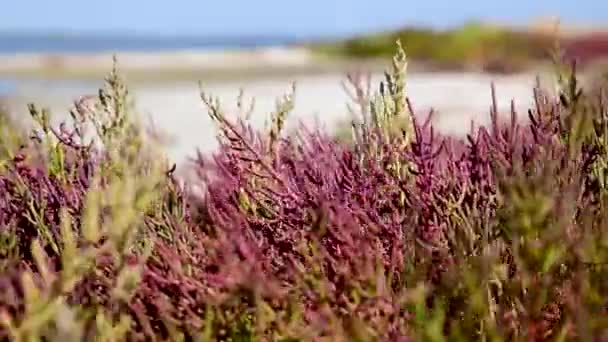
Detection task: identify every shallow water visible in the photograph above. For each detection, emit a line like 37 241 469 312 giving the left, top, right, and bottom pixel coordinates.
0 34 300 54
0 79 16 95
3 72 545 168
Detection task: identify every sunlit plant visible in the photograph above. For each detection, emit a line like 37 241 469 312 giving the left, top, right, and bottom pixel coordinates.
0 42 606 341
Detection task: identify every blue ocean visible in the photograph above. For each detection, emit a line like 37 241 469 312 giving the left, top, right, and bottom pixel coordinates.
0 32 302 54
0 32 307 95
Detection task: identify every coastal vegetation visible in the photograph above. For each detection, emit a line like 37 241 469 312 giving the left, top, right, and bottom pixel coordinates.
0 41 607 341
311 21 608 74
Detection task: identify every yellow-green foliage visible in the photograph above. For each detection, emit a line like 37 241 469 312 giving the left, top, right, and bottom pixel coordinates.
313 21 554 72
0 60 169 341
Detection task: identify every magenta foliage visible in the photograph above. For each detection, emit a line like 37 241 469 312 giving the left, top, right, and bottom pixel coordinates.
0 149 96 263
161 77 605 338
1 69 607 340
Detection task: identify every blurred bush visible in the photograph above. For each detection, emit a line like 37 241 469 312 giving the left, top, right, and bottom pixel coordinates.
314 22 558 73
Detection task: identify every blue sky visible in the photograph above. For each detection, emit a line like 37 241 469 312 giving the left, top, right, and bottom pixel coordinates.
1 0 606 37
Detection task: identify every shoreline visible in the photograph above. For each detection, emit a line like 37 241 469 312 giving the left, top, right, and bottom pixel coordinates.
0 46 563 83
0 47 387 81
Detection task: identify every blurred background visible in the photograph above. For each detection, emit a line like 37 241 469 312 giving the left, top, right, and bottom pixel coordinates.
1 0 607 166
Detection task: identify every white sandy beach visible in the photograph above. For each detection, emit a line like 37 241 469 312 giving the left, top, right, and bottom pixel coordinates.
0 48 316 74
3 71 547 172
0 47 393 82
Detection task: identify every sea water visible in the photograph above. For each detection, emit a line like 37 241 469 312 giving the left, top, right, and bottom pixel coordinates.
0 79 16 95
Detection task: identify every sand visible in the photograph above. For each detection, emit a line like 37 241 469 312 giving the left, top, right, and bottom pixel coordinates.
3 71 548 173
0 48 312 72
0 47 393 82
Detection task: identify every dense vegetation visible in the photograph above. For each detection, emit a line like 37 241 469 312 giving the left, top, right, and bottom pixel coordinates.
0 45 607 341
312 22 608 74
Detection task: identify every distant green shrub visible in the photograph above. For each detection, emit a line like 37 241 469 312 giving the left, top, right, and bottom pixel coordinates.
315 22 555 73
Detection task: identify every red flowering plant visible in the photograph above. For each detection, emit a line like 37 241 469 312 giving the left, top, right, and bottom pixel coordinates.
0 44 606 341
